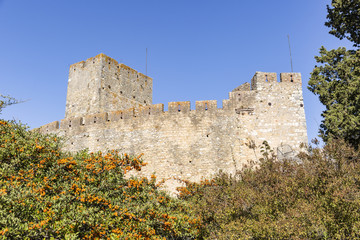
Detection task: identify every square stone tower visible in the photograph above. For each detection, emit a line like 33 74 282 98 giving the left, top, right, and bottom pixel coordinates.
65 53 152 118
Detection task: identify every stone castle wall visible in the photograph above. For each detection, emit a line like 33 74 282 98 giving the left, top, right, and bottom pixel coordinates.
39 54 307 183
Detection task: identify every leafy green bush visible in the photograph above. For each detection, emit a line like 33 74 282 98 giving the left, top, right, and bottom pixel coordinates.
179 141 360 239
0 119 201 239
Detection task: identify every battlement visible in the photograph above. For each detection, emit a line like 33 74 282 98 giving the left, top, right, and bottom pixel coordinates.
38 54 307 184
251 71 301 90
43 68 306 134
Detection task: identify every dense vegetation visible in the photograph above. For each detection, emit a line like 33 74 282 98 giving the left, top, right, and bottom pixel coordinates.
0 120 201 239
1 119 360 239
309 0 360 148
178 141 360 239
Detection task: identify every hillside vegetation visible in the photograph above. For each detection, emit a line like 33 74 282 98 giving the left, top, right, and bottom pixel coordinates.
179 141 360 239
1 119 360 239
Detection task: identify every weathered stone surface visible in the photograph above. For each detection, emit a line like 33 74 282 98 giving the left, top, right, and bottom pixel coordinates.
65 53 152 118
40 54 308 184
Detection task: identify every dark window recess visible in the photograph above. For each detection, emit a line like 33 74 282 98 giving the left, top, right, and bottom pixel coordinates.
178 104 181 112
120 91 123 94
108 85 111 89
291 75 293 82
265 75 268 82
268 102 272 106
300 104 304 107
133 96 135 99
205 103 208 111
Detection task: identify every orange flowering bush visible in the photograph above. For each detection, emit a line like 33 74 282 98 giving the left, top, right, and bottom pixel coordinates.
0 120 200 239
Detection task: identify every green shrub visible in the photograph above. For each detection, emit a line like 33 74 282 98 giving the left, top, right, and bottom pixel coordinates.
179 141 360 239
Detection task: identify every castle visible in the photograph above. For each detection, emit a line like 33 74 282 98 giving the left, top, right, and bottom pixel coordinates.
39 53 307 183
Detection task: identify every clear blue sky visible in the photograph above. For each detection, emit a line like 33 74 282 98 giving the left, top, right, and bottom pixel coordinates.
0 0 353 143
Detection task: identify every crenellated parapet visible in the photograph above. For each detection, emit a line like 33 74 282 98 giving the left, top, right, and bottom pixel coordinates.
251 71 302 90
37 54 308 186
40 98 256 135
40 70 304 136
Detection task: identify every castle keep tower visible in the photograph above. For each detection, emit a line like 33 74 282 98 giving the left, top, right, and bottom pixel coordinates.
65 53 152 118
40 54 307 185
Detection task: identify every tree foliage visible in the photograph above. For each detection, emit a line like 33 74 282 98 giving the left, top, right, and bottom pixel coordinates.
0 119 201 239
0 95 20 114
325 0 360 47
309 0 360 148
179 141 360 239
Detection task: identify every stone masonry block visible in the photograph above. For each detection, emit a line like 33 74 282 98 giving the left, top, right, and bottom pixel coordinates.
280 72 301 84
168 101 190 113
83 112 108 125
138 105 151 117
222 99 231 110
195 100 217 112
123 108 135 119
251 72 277 90
60 117 82 131
150 104 164 115
39 121 59 134
108 110 123 122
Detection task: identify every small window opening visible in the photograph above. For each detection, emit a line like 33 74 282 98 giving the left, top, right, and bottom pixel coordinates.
268 102 272 106
144 100 146 104
94 117 97 123
189 160 192 163
206 134 209 137
120 91 123 94
137 75 138 78
300 104 304 107
265 75 268 82
290 75 294 82
205 103 208 111
74 68 76 72
133 96 135 99
102 87 105 90
97 139 99 142
178 104 181 112
71 142 74 145
117 65 119 69
108 85 111 89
